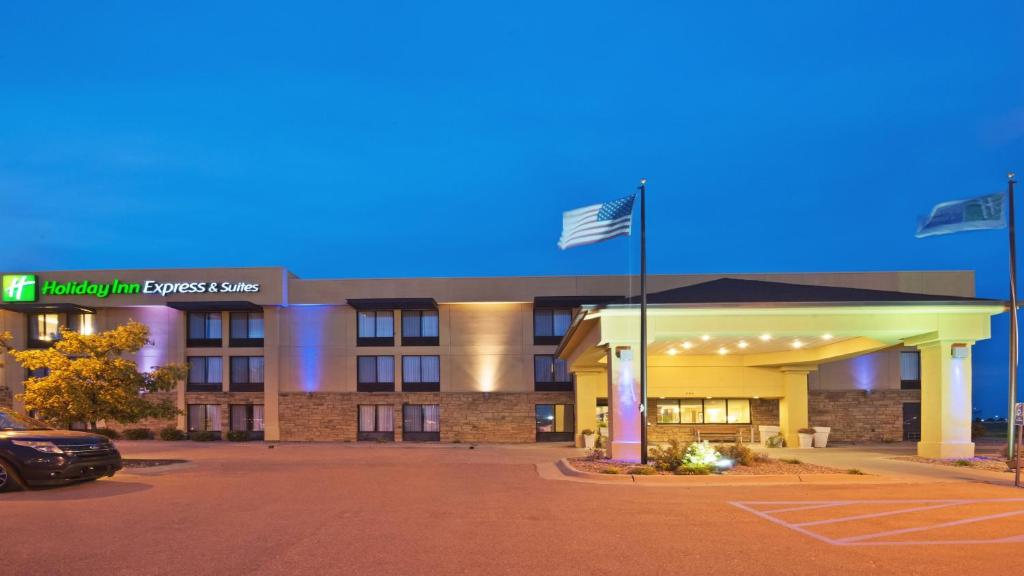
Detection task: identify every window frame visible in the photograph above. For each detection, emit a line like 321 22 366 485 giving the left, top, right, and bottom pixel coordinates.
533 354 573 391
229 311 265 348
900 350 921 390
357 355 396 392
187 312 223 348
533 307 573 345
402 403 441 442
357 404 396 442
356 310 395 347
229 404 265 440
535 403 575 442
400 310 440 346
401 355 441 392
26 312 95 349
229 356 265 392
187 356 224 392
187 404 222 436
653 398 752 425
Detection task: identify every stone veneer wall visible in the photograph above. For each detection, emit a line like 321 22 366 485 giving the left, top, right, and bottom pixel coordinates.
809 389 919 443
279 391 575 442
0 386 11 408
647 399 780 444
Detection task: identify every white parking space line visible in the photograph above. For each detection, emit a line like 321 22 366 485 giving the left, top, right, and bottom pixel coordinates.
836 508 1024 544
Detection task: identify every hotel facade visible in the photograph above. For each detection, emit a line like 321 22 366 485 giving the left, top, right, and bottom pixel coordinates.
0 267 1004 459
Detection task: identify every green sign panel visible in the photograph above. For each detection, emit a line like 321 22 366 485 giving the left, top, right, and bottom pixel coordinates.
2 274 37 302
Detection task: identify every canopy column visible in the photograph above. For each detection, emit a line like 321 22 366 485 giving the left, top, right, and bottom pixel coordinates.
917 340 974 458
573 369 605 447
779 367 812 448
606 345 642 462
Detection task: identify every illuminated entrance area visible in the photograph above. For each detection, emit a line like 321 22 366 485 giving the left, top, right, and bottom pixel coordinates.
558 278 1003 462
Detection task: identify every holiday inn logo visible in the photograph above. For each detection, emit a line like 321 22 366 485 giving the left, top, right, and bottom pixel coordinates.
3 274 37 302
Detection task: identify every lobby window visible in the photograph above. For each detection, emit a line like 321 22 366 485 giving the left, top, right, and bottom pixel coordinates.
401 310 439 346
187 404 221 435
357 310 394 346
403 404 440 441
596 399 609 428
188 312 222 347
65 313 95 336
27 312 95 348
230 311 264 347
900 351 921 390
534 307 573 345
654 398 750 425
534 355 572 391
230 404 265 439
358 405 395 441
402 355 440 392
535 404 574 442
230 356 265 392
187 356 223 392
357 355 395 392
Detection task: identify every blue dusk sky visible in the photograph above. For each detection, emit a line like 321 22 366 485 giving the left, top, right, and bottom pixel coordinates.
1 2 1021 416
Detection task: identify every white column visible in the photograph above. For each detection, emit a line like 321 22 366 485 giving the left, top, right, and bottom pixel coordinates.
606 345 642 462
917 340 974 458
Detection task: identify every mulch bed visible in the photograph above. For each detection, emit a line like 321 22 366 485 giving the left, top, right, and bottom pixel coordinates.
122 459 188 468
567 457 844 476
890 455 1014 473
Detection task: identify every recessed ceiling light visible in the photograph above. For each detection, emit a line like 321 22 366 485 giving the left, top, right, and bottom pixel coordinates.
718 347 728 355
759 333 771 341
792 339 804 349
667 348 678 356
706 396 713 399
822 333 833 340
753 396 760 399
701 334 711 341
737 340 749 349
682 341 693 349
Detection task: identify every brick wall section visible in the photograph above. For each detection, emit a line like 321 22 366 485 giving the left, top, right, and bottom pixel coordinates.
0 386 11 408
809 389 920 443
646 399 781 444
279 392 575 442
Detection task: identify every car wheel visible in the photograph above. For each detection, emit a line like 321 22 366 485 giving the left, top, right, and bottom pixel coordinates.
0 458 26 492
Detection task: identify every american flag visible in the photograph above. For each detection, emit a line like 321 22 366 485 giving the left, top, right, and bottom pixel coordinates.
558 194 636 250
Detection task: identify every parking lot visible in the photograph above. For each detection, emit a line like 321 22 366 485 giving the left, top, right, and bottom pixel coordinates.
3 441 1022 575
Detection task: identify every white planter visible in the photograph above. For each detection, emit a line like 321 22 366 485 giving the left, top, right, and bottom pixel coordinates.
812 427 831 448
797 433 814 449
582 434 596 449
758 425 781 446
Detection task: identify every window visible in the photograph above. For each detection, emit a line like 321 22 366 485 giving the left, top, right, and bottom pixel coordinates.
188 312 222 347
653 398 751 425
596 399 609 428
533 307 573 345
403 404 440 441
230 404 265 439
65 313 94 336
401 310 439 346
402 355 440 392
357 310 394 346
901 350 921 390
535 404 575 442
230 312 264 347
230 356 265 392
358 405 395 441
27 312 96 348
26 367 49 379
187 356 223 392
357 355 395 392
534 355 572 391
187 404 221 434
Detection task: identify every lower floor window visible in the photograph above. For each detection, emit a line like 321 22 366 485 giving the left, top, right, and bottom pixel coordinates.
188 404 221 432
655 398 751 424
403 404 440 441
536 404 574 441
230 404 265 437
358 405 395 441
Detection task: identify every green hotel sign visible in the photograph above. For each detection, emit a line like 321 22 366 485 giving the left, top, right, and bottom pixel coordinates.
3 274 261 301
41 279 142 299
3 274 37 302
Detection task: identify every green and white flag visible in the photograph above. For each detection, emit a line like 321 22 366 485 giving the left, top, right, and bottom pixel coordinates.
916 192 1007 238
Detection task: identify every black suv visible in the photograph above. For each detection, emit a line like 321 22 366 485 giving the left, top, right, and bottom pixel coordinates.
0 408 123 492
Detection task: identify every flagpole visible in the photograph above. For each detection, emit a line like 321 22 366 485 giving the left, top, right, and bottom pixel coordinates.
639 178 649 464
1008 171 1018 459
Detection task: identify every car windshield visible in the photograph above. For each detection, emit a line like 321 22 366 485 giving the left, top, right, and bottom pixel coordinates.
0 410 52 431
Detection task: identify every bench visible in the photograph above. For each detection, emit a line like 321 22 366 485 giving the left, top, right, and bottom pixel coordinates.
695 426 753 444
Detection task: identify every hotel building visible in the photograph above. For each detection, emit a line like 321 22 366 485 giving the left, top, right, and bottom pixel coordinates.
0 267 1003 459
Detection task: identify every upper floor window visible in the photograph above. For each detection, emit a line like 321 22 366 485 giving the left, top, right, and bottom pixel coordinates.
27 312 94 348
402 355 440 392
230 356 265 392
230 311 264 347
187 356 223 392
188 312 222 348
534 307 573 345
357 355 395 392
534 354 572 392
401 310 439 346
357 310 394 346
900 350 921 390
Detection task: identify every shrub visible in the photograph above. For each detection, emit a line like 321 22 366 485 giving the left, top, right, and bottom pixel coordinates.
159 427 186 441
953 459 973 467
766 434 786 448
847 468 865 475
92 427 121 440
649 439 688 471
226 430 250 442
715 442 756 467
780 458 802 465
581 429 595 436
753 451 772 464
600 466 621 475
628 465 658 476
674 463 713 475
683 441 721 467
798 428 816 434
122 428 154 440
190 430 219 442
583 448 607 461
